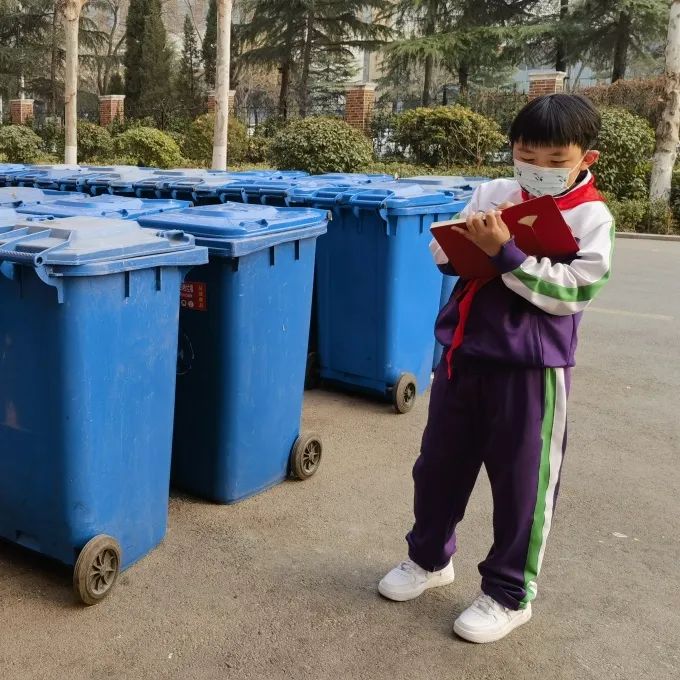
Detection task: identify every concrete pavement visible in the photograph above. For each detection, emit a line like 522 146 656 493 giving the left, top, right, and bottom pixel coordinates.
1 239 679 680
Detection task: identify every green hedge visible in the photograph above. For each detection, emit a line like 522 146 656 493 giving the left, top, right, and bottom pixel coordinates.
0 125 44 163
361 161 513 180
594 108 655 200
112 127 183 168
392 106 506 167
268 117 374 174
181 113 249 167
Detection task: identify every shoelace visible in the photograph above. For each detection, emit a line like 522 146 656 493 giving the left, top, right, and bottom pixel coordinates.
398 560 419 575
472 594 507 618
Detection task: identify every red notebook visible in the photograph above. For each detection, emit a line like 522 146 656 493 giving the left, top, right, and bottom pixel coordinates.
430 195 580 279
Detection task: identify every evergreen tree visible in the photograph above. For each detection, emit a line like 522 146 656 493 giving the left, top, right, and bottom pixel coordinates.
108 71 124 94
240 0 388 119
567 0 667 82
136 0 173 118
176 14 202 115
202 0 217 88
123 0 149 111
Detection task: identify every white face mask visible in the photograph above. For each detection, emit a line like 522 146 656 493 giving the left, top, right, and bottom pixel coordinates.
513 158 584 197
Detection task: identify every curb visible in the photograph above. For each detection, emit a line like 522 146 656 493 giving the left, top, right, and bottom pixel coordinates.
616 232 680 242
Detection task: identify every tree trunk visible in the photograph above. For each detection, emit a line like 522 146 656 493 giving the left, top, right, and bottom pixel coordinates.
650 0 680 203
63 0 82 164
458 62 469 96
212 0 233 170
298 12 314 118
555 0 569 72
278 59 291 119
423 54 434 106
611 10 632 82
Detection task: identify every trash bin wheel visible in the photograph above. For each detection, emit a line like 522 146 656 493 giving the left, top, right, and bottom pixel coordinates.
73 535 121 606
304 352 320 391
392 373 417 414
290 433 323 480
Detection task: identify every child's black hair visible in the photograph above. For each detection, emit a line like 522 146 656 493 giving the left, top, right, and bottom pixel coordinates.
509 94 601 151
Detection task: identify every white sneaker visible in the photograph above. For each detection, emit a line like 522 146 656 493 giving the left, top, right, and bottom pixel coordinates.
453 593 532 643
378 559 455 602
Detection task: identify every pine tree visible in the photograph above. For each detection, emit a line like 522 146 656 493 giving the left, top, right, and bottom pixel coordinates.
240 0 388 119
123 0 149 112
202 0 217 88
136 0 173 118
108 71 124 94
176 14 202 115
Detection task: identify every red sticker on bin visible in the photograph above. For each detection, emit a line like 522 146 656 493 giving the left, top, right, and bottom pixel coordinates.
180 281 207 311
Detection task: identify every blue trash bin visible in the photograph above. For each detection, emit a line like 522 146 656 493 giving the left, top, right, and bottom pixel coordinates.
16 194 191 220
299 182 469 412
137 202 327 503
0 164 27 187
0 207 17 228
0 187 88 207
244 173 394 207
16 165 83 189
0 217 207 603
191 171 310 205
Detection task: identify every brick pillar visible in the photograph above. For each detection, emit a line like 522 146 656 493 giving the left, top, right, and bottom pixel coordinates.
9 99 34 125
528 71 567 100
344 83 376 133
207 90 236 114
99 95 125 126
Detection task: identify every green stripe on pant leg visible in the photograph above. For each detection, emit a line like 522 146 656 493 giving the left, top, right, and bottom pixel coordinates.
520 367 557 609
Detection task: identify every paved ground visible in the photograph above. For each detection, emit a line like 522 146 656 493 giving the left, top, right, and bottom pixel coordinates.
1 239 679 680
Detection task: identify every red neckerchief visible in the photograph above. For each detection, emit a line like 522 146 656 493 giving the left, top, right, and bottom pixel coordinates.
445 174 605 379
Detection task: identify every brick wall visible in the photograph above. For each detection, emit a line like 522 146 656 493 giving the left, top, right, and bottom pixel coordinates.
206 90 236 114
9 99 34 125
528 72 567 100
99 95 125 126
345 83 376 133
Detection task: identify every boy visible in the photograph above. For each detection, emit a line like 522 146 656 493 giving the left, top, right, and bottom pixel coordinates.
378 94 614 643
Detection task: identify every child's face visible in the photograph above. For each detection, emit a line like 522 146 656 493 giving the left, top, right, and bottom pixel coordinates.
513 142 599 187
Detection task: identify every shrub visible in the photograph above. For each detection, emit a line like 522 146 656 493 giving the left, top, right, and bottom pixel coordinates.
268 116 373 173
0 125 44 163
248 117 288 163
181 113 249 167
607 197 676 234
392 106 506 167
593 108 655 200
76 121 114 162
360 160 514 180
112 127 183 168
580 77 665 130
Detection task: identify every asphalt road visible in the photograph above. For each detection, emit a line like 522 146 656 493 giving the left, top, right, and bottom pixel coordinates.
1 238 679 680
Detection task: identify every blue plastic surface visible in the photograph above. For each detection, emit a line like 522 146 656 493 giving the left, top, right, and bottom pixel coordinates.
0 208 17 227
132 169 216 198
14 165 82 189
0 187 88 207
107 169 189 196
302 182 470 399
238 173 395 207
16 194 191 220
0 164 27 186
137 203 327 503
0 217 207 570
190 171 309 204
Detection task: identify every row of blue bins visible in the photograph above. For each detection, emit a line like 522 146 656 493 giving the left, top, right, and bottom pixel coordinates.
0 164 480 605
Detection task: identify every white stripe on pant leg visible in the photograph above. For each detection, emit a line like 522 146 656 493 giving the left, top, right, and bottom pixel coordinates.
536 367 567 575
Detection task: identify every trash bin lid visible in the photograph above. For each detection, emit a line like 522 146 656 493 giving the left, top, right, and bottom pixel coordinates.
137 202 328 257
0 207 17 228
0 216 207 273
16 195 191 219
0 187 88 207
